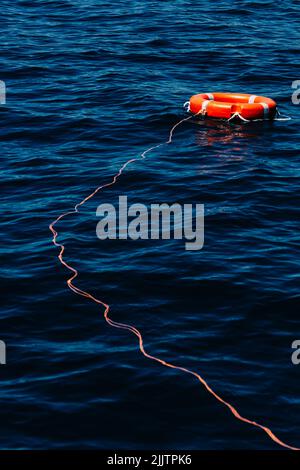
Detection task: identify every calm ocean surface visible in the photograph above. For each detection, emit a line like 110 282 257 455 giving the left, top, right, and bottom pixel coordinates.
1 0 300 449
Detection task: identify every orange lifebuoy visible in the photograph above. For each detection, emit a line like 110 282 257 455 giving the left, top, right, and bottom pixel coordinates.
189 92 277 121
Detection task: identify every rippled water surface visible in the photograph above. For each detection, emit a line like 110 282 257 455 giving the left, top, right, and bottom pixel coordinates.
1 0 300 449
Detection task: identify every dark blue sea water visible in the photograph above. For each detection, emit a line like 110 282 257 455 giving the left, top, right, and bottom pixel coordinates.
1 0 300 450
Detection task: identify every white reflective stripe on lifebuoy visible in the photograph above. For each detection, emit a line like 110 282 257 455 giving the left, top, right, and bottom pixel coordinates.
260 102 269 118
206 93 214 100
201 100 210 113
248 95 257 104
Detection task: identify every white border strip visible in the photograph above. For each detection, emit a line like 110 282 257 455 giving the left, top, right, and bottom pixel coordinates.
248 95 257 104
260 102 269 119
201 100 210 114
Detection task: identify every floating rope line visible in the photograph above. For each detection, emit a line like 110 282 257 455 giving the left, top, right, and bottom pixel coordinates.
49 112 298 451
274 109 292 121
227 111 250 122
